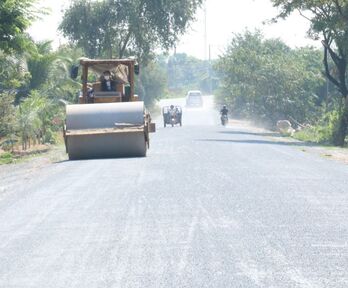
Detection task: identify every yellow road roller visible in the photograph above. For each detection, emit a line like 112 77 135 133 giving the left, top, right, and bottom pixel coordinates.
63 58 156 160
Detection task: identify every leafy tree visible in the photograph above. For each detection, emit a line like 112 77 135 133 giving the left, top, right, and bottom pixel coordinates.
25 42 82 103
17 92 39 149
46 45 83 103
0 0 38 53
215 30 324 125
0 51 30 91
0 92 16 139
17 90 61 149
137 57 167 107
270 0 348 145
59 0 203 62
167 53 211 95
26 41 58 91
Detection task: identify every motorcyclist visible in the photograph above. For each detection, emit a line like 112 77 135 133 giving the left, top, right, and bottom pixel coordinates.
220 105 229 125
220 105 228 116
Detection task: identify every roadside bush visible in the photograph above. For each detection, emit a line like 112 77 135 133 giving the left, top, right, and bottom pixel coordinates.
0 137 18 151
0 152 13 165
293 127 321 143
17 91 64 149
293 111 340 144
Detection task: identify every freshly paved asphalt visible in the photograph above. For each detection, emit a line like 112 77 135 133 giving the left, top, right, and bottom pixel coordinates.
0 96 347 288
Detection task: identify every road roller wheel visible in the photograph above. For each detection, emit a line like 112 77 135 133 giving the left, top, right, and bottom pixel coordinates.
65 102 148 159
139 144 147 157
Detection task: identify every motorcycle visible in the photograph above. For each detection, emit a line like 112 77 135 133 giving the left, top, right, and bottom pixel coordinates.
169 110 176 127
220 114 228 126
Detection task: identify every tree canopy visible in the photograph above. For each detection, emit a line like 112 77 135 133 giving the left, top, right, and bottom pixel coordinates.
59 0 203 62
215 30 325 125
0 0 37 53
167 53 211 94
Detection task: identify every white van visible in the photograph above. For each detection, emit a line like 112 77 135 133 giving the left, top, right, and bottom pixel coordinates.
186 90 203 107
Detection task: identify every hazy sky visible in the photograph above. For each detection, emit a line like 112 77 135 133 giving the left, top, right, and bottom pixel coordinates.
28 0 319 59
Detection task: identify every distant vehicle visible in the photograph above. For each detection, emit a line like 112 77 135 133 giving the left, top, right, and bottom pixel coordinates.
162 105 182 127
186 90 203 107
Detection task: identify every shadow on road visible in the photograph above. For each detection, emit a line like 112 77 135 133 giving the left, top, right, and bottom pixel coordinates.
53 160 69 164
53 155 145 164
196 138 316 147
219 130 281 137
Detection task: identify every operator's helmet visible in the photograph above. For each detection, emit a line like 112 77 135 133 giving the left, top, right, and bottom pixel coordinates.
170 105 174 109
223 105 226 109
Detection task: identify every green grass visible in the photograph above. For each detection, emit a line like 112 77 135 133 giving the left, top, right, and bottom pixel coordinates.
0 144 67 166
293 128 347 147
293 128 321 143
0 147 49 165
0 152 14 165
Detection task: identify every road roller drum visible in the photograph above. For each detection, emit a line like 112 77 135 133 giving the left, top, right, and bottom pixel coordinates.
64 102 148 159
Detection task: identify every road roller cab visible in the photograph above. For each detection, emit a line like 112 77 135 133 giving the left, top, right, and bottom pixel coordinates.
75 58 140 104
63 58 155 160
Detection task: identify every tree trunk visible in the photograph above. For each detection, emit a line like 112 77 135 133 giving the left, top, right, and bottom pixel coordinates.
334 96 348 146
120 31 131 58
322 41 348 147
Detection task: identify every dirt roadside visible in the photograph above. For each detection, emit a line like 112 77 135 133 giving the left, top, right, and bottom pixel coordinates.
229 119 348 165
0 145 67 198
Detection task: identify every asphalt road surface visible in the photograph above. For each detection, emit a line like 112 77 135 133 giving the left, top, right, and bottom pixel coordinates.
0 96 347 288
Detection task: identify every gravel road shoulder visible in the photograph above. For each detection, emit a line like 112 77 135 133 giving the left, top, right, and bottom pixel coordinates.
0 145 67 199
